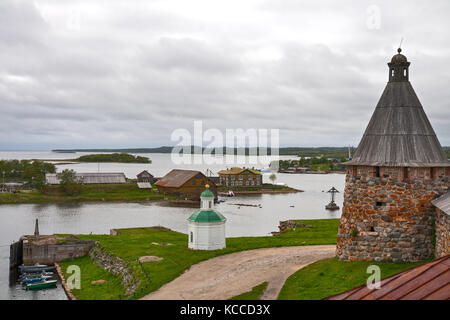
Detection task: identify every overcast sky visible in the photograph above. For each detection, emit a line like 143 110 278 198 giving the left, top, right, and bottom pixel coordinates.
0 0 449 150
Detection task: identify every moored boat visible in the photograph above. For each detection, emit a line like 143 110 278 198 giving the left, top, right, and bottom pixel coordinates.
19 264 56 273
25 280 57 291
21 275 53 285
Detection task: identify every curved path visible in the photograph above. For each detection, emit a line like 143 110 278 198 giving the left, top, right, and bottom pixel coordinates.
142 245 335 300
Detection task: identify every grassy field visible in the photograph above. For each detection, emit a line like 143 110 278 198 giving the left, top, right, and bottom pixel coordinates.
60 255 126 300
230 282 268 300
0 183 173 204
58 219 340 300
277 257 429 300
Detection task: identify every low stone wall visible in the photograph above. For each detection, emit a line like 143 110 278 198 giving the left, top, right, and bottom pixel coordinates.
89 242 140 296
22 239 95 265
435 208 450 258
55 262 76 300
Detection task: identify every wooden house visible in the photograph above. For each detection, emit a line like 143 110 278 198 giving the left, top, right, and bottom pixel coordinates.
155 169 217 200
218 167 262 187
136 170 155 184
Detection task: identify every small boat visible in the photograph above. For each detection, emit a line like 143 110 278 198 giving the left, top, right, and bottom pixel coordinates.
25 280 57 291
227 191 235 197
19 264 56 273
21 276 53 285
20 271 53 278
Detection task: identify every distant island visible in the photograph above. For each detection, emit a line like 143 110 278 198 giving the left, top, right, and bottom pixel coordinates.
75 153 151 163
52 146 450 159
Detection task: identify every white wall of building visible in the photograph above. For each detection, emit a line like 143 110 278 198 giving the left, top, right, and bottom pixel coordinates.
188 221 226 250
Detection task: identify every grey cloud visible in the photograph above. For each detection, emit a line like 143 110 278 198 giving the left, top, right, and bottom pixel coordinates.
0 0 448 150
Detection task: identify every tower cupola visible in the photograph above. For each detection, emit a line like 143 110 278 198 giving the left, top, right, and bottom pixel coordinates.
388 48 410 82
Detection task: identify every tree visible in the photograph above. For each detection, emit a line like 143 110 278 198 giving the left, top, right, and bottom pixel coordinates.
269 173 277 184
57 169 81 196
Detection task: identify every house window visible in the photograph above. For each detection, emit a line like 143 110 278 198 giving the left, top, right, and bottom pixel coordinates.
352 166 358 176
190 232 193 243
430 168 435 179
376 201 386 207
375 166 380 178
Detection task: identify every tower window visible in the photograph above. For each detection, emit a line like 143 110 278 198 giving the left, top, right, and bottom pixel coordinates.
190 232 193 243
430 168 435 179
403 68 407 76
352 166 358 176
375 166 380 178
403 167 409 182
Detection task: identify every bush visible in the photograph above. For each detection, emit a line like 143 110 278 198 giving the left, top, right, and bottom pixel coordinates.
57 169 81 196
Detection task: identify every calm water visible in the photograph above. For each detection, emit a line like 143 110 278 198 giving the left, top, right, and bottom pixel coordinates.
0 151 345 300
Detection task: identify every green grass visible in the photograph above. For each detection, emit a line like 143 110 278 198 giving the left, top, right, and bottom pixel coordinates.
59 255 126 300
277 257 429 300
230 282 268 300
0 183 174 204
57 219 339 300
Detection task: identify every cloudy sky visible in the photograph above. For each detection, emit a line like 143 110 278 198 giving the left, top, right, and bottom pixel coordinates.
0 0 449 150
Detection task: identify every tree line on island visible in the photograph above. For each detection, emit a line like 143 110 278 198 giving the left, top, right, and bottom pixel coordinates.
53 146 450 159
75 153 151 163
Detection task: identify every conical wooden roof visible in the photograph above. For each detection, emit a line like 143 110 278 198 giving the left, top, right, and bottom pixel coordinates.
347 50 449 167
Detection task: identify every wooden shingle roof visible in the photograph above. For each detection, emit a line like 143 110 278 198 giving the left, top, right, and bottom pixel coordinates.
155 169 202 188
324 255 450 300
346 52 449 167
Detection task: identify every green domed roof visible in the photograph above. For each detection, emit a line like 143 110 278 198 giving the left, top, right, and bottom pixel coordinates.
201 188 214 198
188 210 226 223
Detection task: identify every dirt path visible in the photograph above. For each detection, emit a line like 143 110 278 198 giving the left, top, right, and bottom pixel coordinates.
141 245 335 300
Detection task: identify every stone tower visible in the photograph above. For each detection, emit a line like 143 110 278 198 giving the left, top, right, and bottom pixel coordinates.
336 48 449 262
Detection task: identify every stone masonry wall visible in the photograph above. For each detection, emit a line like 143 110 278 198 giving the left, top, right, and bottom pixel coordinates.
336 166 448 262
22 240 95 265
435 208 450 258
89 242 140 296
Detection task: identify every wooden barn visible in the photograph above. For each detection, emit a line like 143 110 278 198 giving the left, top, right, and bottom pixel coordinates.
136 170 156 183
45 173 126 185
155 169 217 200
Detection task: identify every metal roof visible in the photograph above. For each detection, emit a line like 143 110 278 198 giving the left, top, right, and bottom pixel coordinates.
45 173 126 185
346 53 449 167
432 192 450 215
155 169 203 188
218 167 262 175
137 182 152 189
188 210 226 223
324 255 450 300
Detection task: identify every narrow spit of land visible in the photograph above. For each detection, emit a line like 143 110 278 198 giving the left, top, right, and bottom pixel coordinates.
0 184 174 204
